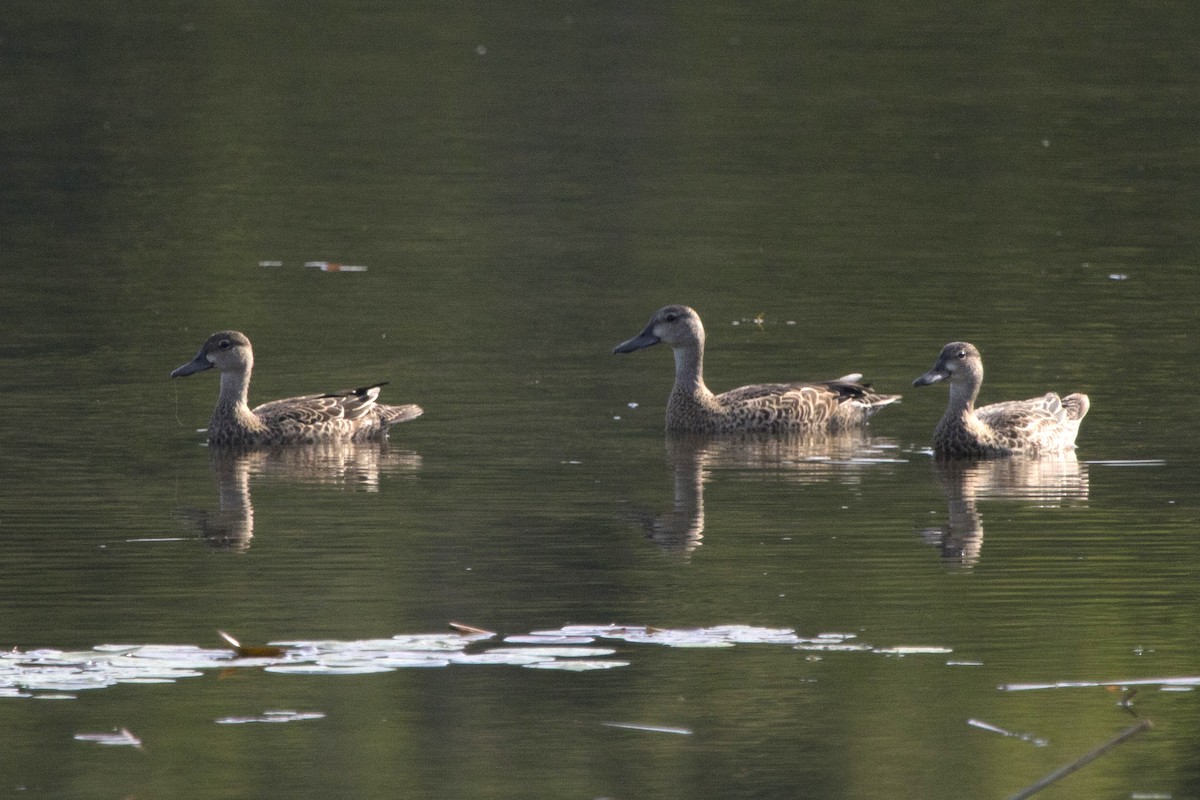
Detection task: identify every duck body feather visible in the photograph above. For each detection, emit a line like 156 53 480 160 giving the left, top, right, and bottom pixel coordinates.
668 378 895 434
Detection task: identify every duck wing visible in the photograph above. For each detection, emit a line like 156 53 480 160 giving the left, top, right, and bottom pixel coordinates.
976 393 1072 441
252 383 387 426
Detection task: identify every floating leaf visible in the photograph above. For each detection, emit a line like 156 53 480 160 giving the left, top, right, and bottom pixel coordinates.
263 664 396 675
448 652 553 666
523 660 630 671
373 656 451 668
967 718 1048 747
795 642 872 652
218 631 286 659
216 710 325 724
484 647 617 659
1001 676 1200 692
875 646 954 656
304 261 367 272
603 722 692 735
74 728 142 748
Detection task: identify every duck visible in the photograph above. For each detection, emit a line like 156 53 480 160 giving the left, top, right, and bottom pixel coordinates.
171 330 422 446
912 341 1089 457
612 305 901 434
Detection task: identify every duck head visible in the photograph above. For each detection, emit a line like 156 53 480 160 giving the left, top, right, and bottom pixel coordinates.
171 330 254 378
913 341 982 387
613 305 705 354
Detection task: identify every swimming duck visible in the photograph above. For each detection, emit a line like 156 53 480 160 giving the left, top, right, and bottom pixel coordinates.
913 341 1089 457
613 305 900 434
171 331 422 446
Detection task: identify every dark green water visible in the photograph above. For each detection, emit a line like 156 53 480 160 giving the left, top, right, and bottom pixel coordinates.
2 2 1199 798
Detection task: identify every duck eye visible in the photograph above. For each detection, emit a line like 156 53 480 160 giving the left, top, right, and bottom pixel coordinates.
664 313 678 322
218 340 232 350
956 349 967 359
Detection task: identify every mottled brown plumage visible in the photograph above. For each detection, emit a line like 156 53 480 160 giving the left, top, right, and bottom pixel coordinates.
171 331 422 446
613 305 900 434
913 341 1089 457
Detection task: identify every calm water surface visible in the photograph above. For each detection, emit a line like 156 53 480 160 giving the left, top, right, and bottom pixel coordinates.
2 2 1200 798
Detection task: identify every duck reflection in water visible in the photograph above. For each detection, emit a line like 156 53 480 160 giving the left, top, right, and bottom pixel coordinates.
175 442 421 551
918 453 1089 567
633 430 902 556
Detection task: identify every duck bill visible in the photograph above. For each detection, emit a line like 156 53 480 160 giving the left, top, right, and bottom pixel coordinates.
613 328 661 354
912 367 948 387
171 351 213 378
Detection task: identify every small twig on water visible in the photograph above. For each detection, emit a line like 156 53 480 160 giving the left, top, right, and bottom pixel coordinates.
448 621 496 637
1006 719 1152 800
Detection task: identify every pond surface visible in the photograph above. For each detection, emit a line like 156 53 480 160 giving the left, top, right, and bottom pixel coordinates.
2 2 1200 798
